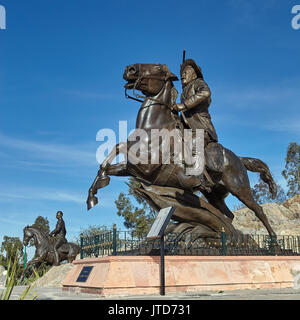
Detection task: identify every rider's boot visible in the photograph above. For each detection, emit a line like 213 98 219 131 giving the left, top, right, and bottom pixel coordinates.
196 172 214 193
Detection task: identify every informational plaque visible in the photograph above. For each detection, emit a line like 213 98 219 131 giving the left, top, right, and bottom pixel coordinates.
76 266 94 283
146 206 175 239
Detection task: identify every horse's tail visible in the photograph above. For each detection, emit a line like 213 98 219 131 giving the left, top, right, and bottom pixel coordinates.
240 157 277 199
69 242 80 256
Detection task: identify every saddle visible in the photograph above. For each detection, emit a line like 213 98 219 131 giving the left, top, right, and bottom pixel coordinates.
48 235 68 253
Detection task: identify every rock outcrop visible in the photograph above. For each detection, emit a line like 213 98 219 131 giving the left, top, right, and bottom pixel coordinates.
232 195 300 235
32 263 74 288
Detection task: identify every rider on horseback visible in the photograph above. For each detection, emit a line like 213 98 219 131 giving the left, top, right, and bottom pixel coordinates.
49 211 67 266
172 58 222 192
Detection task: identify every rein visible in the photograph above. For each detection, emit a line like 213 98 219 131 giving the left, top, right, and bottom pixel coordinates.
125 76 181 130
125 76 172 109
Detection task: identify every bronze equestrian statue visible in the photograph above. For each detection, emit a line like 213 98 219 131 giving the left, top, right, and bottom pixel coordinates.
87 61 277 239
49 211 67 266
22 215 80 275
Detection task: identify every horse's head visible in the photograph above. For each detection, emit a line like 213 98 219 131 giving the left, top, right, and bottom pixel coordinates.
123 63 178 97
23 226 33 247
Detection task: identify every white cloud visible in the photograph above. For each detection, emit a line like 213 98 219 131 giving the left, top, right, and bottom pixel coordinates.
64 89 121 101
214 112 300 136
262 117 300 134
215 83 300 109
0 216 28 226
0 132 97 167
0 188 85 205
0 184 118 209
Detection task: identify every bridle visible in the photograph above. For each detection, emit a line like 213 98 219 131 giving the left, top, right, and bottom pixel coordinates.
125 66 173 107
125 71 182 129
23 227 32 246
125 77 145 103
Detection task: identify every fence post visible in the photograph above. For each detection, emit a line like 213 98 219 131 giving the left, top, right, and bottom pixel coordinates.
80 233 84 259
113 224 117 256
221 227 227 256
23 246 27 269
94 234 100 258
270 235 276 255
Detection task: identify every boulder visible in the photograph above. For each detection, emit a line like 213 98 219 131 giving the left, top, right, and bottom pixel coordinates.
32 263 74 288
232 195 300 236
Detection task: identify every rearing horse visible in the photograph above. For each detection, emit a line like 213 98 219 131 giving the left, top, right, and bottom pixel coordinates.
87 63 277 238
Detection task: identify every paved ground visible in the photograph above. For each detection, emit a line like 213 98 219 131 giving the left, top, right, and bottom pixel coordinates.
2 286 300 300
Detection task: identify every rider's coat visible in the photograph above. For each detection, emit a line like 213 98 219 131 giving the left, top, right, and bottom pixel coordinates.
50 217 67 255
180 78 218 144
50 218 66 238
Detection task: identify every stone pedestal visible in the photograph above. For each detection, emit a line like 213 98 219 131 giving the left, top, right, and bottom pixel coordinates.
62 256 300 296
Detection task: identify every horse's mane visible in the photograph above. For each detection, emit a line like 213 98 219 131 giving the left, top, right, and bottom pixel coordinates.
25 225 49 238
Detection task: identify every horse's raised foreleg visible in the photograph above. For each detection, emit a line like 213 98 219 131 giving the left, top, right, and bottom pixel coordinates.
101 142 128 169
20 253 47 281
106 162 129 176
87 142 128 210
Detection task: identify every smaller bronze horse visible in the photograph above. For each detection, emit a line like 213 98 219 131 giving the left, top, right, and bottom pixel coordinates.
22 226 80 272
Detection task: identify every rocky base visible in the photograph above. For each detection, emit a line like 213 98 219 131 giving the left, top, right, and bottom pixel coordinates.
233 195 300 235
32 263 74 288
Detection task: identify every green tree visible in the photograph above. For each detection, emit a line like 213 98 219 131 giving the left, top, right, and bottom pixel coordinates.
252 174 287 205
0 236 23 266
29 216 50 247
282 142 300 197
115 177 156 237
75 225 110 258
76 225 110 244
32 216 50 233
0 236 24 280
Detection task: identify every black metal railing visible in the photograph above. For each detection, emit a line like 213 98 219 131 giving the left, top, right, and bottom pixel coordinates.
79 227 300 259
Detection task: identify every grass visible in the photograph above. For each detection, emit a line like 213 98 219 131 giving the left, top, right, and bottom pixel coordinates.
0 251 39 300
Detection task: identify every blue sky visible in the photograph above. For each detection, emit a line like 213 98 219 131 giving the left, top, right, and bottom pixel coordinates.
0 1 299 258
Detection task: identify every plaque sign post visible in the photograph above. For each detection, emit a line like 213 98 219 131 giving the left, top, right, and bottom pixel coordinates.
146 206 175 296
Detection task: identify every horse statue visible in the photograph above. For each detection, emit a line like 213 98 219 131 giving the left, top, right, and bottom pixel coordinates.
22 226 80 272
87 63 277 239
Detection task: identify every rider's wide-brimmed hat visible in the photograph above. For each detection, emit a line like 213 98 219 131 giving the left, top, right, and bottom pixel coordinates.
180 59 203 79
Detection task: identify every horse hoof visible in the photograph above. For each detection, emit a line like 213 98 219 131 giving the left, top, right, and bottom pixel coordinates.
87 196 98 210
